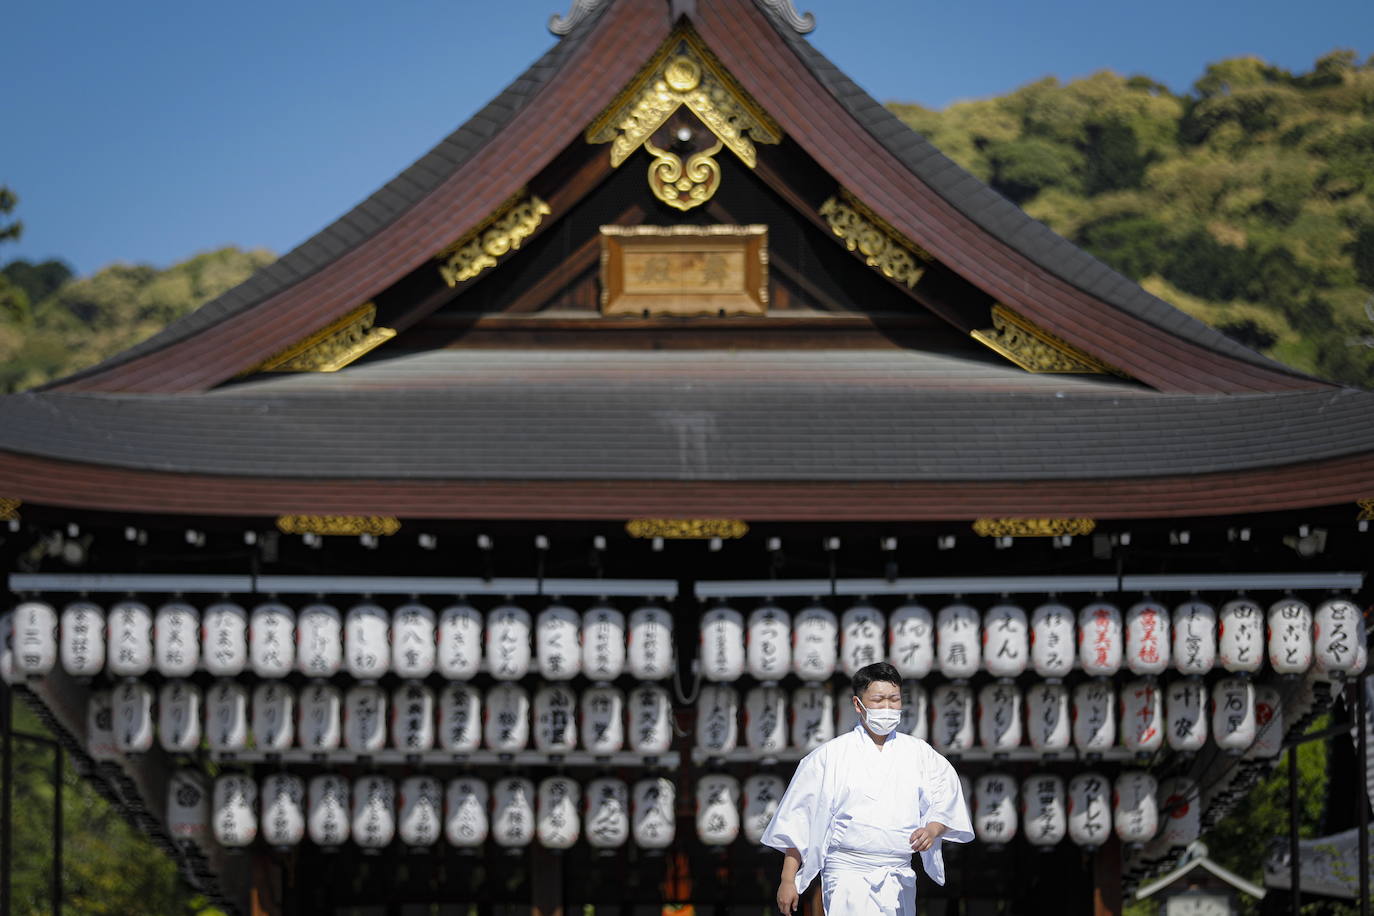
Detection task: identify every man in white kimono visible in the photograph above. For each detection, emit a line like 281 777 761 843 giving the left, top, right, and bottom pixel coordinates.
763 662 973 916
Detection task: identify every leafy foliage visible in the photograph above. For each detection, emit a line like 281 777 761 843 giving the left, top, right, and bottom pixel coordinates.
890 50 1374 388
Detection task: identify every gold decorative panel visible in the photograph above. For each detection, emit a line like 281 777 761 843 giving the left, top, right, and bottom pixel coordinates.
437 192 551 287
277 516 401 536
600 225 768 317
586 28 781 210
819 192 930 289
252 303 395 373
0 498 20 521
972 305 1119 375
972 518 1097 538
1358 498 1374 522
626 519 750 539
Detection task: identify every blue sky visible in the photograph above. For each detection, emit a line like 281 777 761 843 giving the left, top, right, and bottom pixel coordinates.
4 0 1371 275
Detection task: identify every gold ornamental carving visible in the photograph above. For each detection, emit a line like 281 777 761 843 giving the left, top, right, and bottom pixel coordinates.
437 192 551 287
818 192 930 289
251 303 396 374
972 518 1097 538
0 498 20 521
1358 498 1374 522
276 515 402 536
625 518 749 540
972 305 1119 375
586 29 781 211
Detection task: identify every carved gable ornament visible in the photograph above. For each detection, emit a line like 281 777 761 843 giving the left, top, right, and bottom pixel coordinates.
585 28 781 211
972 305 1121 375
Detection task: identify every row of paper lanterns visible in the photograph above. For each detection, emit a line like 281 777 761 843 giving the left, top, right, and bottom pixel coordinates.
5 595 1364 686
85 672 1286 759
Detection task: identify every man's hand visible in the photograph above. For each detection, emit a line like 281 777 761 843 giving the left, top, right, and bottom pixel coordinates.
776 881 800 915
909 822 948 853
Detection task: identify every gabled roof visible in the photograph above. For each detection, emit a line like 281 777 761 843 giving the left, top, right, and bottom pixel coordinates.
1136 843 1267 900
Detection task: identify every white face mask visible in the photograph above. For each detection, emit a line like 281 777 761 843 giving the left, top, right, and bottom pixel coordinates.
857 700 902 736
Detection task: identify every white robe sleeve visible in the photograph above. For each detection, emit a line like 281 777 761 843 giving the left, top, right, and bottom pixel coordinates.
916 743 973 886
761 748 831 894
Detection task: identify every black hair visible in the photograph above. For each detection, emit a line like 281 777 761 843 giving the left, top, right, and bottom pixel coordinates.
851 662 902 698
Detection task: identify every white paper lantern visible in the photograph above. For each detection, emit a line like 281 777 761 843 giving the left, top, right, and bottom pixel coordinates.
537 776 581 849
1072 681 1116 754
398 775 443 847
1164 678 1208 752
936 603 981 680
1020 774 1066 848
206 680 249 753
974 773 1018 845
1157 777 1200 849
1171 600 1216 675
9 600 56 679
107 599 153 677
1248 684 1284 759
437 602 483 680
978 682 1022 752
696 684 739 755
536 604 582 681
1267 597 1312 675
345 603 391 681
1078 602 1123 678
344 684 387 755
438 683 482 753
792 604 838 682
699 605 745 683
1125 600 1170 676
901 680 929 741
391 602 436 679
743 774 787 845
486 603 532 681
352 775 396 850
931 683 975 754
152 601 199 678
201 601 247 677
296 603 342 677
696 774 740 846
585 778 630 849
1030 602 1076 680
261 773 306 848
0 611 13 686
840 602 886 677
1211 677 1256 753
249 601 295 678
628 605 674 680
1067 772 1112 848
747 604 792 681
835 684 860 735
582 604 627 683
213 775 258 848
983 604 1029 679
484 683 530 752
59 601 105 678
534 684 579 753
1025 683 1071 754
158 680 202 753
491 777 536 848
632 777 676 849
888 602 934 679
581 685 625 754
791 684 835 751
297 681 342 752
744 685 788 756
252 682 295 753
113 678 155 753
86 689 118 761
627 684 673 755
1314 597 1364 677
307 774 350 847
445 777 489 848
1218 598 1263 674
390 681 435 753
166 769 210 849
1113 772 1158 845
1120 679 1164 754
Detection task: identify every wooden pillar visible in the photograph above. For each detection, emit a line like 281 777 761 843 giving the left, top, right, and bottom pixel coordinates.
801 883 824 916
532 846 564 916
1092 837 1122 916
250 854 283 916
